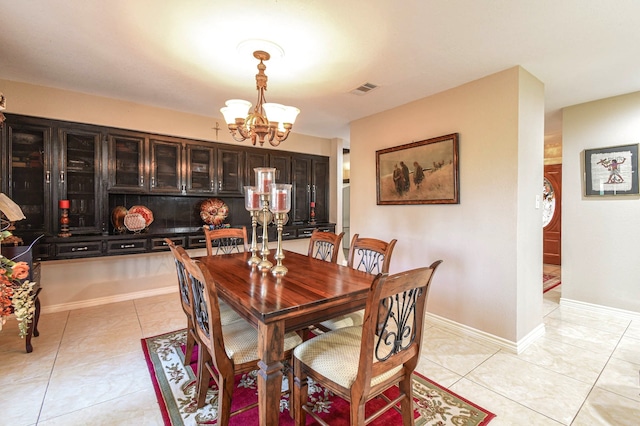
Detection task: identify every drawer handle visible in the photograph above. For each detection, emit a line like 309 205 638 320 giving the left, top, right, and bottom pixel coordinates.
302 230 312 235
72 246 88 252
283 232 291 236
120 244 135 249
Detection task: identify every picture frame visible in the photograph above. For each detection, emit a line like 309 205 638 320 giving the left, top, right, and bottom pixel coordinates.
584 144 639 196
376 133 459 205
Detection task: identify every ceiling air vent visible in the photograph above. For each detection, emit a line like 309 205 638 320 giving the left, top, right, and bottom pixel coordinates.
349 82 379 96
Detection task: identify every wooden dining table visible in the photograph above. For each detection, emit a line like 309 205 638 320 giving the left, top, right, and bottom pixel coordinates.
195 249 374 426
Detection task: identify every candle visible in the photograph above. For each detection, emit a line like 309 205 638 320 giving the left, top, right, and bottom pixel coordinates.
252 192 260 209
310 201 316 208
276 192 286 211
262 178 272 193
59 199 70 209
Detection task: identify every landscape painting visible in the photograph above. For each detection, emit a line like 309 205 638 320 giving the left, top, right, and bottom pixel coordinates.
376 133 459 205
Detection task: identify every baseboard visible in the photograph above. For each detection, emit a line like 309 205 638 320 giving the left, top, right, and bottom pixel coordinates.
425 312 545 354
41 286 178 314
560 297 640 321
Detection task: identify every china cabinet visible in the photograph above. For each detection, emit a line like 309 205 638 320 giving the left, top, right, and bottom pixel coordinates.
1 113 334 261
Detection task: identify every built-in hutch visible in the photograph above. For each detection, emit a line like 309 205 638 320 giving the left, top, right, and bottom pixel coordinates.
1 114 333 260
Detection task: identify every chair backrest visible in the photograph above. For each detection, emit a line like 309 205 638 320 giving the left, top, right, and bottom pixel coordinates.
204 226 249 256
165 238 193 316
357 260 442 390
180 251 233 371
347 233 397 274
307 229 345 263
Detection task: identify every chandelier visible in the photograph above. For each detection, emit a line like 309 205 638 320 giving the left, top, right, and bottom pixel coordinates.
220 50 300 147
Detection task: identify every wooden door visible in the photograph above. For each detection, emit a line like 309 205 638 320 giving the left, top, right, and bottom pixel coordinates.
543 164 561 265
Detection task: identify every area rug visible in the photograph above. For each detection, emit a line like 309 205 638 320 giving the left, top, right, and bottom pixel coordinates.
543 273 561 293
142 329 495 425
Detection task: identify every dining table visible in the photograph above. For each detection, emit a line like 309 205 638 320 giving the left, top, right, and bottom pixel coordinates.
195 249 374 426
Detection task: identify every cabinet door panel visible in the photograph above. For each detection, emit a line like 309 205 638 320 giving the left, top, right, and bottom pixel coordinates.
6 120 53 234
186 145 215 193
246 151 268 187
59 128 103 234
270 154 291 184
312 158 330 223
216 147 244 195
150 139 182 194
292 156 311 224
109 133 146 192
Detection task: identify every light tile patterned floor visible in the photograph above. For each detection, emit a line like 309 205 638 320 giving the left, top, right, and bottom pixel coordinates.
0 265 639 425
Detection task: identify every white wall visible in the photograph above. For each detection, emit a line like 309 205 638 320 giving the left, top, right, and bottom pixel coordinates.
349 67 545 343
562 92 640 313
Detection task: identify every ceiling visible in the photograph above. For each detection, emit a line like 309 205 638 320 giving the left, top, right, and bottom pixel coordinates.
2 0 639 145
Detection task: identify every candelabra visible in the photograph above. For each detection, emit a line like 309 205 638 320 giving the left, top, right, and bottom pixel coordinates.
269 183 292 276
58 199 72 237
244 186 262 266
254 168 275 271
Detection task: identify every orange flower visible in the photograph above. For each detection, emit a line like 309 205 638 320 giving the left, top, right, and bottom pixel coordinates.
11 262 30 280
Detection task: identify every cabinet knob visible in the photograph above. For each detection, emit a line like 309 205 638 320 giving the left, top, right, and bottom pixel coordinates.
59 170 65 184
151 177 155 188
140 176 144 187
45 171 51 184
218 180 222 191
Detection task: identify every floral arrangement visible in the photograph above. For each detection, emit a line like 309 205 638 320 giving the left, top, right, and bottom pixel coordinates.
0 230 36 337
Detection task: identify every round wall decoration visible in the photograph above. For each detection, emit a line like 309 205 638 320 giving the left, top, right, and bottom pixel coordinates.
200 198 229 226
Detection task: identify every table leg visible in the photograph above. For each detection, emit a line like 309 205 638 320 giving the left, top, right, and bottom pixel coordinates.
257 320 285 426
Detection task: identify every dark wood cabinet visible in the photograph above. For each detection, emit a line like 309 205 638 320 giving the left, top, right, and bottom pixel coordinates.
150 138 183 194
1 114 334 261
292 155 329 224
108 131 146 192
58 127 104 235
216 146 244 195
3 117 54 236
186 144 216 194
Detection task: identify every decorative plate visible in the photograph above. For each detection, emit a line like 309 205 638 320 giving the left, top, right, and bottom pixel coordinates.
124 213 147 233
111 206 128 233
200 198 229 226
128 205 154 226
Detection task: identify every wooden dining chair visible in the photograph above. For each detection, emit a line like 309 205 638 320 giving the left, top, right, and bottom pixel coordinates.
307 229 345 263
293 260 442 426
181 252 303 423
319 233 397 331
166 238 243 364
204 226 249 256
166 238 200 365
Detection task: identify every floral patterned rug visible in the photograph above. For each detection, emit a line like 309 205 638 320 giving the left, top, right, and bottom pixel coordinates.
543 273 561 293
142 329 495 425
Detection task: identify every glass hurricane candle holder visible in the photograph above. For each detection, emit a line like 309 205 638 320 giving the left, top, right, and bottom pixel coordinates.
269 184 291 276
244 186 262 266
254 167 276 271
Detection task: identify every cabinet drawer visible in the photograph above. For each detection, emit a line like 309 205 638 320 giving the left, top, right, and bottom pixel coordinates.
188 235 208 249
281 227 297 240
56 241 103 258
297 227 316 238
107 239 147 254
151 237 186 251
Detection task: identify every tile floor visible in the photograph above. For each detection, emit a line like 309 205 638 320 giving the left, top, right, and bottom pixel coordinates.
0 265 639 425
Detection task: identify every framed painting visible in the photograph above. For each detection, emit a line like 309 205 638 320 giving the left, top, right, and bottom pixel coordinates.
376 133 459 205
584 144 639 196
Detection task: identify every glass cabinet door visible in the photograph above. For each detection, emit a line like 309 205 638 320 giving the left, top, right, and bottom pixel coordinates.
150 139 182 194
216 147 244 195
6 121 52 235
108 133 145 191
59 128 102 234
186 144 215 193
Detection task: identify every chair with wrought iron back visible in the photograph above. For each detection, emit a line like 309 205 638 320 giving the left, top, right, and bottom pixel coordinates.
165 238 199 365
307 229 345 264
292 260 442 426
181 252 303 422
318 233 397 331
204 226 249 256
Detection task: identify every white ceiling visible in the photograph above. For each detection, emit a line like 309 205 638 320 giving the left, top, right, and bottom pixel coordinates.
1 0 639 145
